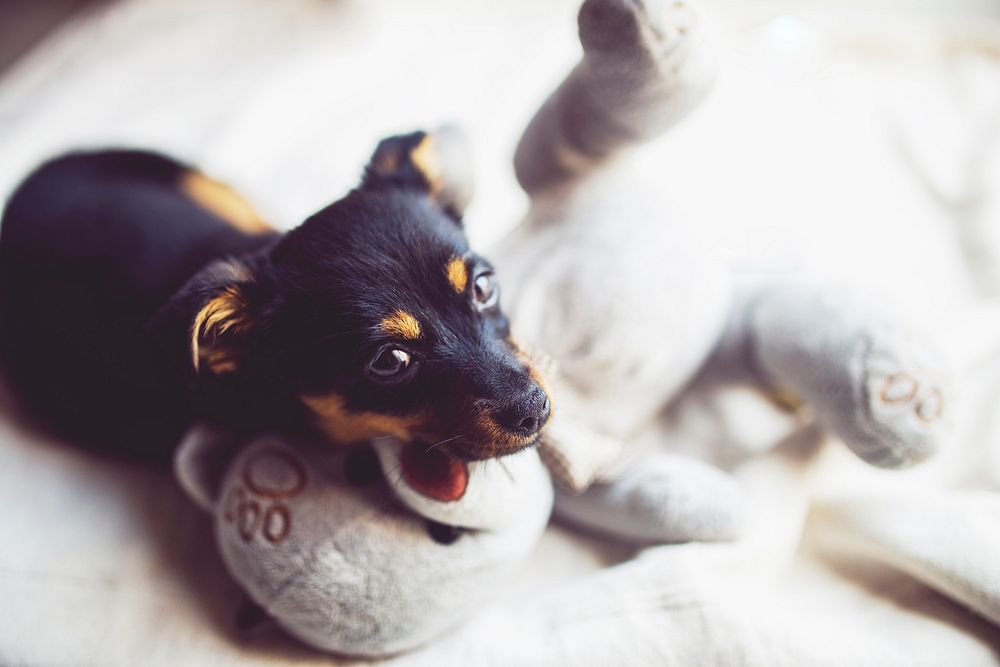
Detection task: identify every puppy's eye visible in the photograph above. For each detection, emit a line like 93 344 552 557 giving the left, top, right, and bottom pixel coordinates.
368 346 414 382
473 271 499 310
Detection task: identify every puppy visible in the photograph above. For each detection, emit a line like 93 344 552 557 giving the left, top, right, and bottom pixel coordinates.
0 131 550 461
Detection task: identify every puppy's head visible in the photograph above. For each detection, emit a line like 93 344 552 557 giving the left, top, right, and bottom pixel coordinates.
171 130 550 460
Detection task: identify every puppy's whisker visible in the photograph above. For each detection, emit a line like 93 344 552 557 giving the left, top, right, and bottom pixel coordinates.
425 434 464 454
498 459 514 482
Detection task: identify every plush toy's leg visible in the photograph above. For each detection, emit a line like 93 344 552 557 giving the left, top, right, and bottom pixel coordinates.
719 281 950 469
553 452 744 543
514 0 715 194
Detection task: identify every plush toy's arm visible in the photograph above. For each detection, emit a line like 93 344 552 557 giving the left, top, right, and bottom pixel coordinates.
553 452 745 543
710 278 951 469
538 396 745 544
536 404 632 493
513 0 715 195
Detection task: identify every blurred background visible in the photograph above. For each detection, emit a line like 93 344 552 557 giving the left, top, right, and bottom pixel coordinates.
0 0 999 664
1 0 999 308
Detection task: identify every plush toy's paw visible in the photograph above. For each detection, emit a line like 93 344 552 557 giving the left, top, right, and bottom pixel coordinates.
847 338 949 468
513 0 714 192
579 0 696 60
573 0 713 144
553 454 745 544
750 283 951 470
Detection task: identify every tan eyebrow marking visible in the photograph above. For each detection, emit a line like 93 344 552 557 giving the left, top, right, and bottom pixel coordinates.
446 257 467 293
380 310 422 340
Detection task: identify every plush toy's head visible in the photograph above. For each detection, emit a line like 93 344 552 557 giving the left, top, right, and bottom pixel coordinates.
175 427 552 657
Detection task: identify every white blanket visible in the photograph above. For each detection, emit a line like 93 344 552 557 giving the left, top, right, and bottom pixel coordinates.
1 0 999 664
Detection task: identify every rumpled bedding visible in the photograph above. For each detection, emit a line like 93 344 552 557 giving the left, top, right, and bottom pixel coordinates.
0 0 998 665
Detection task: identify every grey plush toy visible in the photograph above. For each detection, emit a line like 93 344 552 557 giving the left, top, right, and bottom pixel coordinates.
174 0 953 656
175 426 552 657
493 0 951 542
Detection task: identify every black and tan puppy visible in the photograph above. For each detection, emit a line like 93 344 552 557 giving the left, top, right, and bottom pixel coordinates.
0 131 550 461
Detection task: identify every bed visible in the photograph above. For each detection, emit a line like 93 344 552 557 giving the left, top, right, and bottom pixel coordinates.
1 0 998 664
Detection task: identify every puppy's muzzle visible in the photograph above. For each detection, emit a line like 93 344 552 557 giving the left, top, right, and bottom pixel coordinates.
492 384 551 439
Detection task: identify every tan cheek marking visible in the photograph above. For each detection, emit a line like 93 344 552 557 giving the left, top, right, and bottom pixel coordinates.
380 310 422 340
474 412 507 442
474 412 537 446
410 134 443 195
181 171 273 235
446 257 467 294
191 287 248 373
301 394 427 444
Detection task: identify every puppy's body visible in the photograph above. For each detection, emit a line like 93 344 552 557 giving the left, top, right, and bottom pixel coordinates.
0 134 550 460
0 150 277 456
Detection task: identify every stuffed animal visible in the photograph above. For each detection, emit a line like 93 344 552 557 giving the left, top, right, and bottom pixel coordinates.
175 425 552 657
491 0 952 541
174 413 739 658
173 0 953 656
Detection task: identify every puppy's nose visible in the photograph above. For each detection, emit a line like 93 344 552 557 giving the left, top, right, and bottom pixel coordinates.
495 385 551 437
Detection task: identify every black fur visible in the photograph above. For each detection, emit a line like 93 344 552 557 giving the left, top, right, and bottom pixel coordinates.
0 133 550 461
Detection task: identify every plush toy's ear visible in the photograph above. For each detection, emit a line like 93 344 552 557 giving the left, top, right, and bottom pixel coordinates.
150 257 268 375
361 126 474 222
174 423 242 511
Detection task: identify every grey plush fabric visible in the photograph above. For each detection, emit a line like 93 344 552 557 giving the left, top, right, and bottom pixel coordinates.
554 452 745 543
498 0 952 503
176 428 552 658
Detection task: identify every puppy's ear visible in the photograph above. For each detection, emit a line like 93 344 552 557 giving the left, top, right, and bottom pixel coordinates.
150 257 269 376
362 126 474 222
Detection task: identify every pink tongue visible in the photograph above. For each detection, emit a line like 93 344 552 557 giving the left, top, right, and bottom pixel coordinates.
399 443 469 502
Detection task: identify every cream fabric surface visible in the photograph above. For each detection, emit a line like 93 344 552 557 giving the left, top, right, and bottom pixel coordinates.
1 0 999 665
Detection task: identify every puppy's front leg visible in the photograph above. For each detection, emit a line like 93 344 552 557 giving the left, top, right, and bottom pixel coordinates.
514 0 715 194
